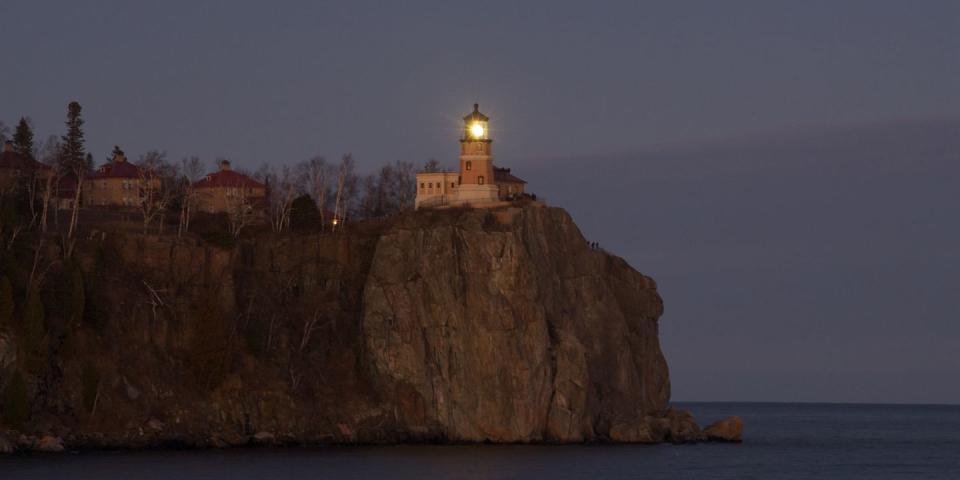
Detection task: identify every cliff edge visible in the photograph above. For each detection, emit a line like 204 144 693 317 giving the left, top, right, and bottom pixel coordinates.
0 205 710 450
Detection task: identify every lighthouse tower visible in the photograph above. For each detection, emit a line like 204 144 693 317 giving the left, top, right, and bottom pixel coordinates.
454 103 499 205
415 103 524 209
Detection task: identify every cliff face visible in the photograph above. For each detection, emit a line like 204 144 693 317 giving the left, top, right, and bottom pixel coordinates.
0 205 696 449
363 206 670 442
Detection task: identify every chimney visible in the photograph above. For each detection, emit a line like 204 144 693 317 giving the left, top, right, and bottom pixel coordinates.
2 141 12 153
219 160 232 171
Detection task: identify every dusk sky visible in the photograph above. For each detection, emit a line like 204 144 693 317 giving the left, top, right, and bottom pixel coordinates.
2 0 957 403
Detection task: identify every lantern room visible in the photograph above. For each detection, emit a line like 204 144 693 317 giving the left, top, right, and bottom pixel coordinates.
463 103 490 141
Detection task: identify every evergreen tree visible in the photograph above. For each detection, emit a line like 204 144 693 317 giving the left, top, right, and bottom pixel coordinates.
107 145 123 163
0 276 12 331
12 117 35 160
290 194 320 231
1 370 28 429
59 101 86 175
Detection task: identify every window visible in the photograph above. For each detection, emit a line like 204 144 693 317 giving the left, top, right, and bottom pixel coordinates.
478 176 485 185
451 182 455 188
421 182 425 189
466 161 472 171
428 182 433 188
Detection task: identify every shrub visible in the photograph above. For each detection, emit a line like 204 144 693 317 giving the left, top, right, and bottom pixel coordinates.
290 194 320 232
1 370 28 429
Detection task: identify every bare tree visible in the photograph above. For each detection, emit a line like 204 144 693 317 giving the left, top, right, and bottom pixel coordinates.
355 160 417 219
422 158 442 172
226 185 252 238
36 136 60 233
263 164 297 233
177 156 204 237
296 156 334 231
390 160 417 209
332 154 356 231
64 155 89 241
38 172 56 234
136 150 176 234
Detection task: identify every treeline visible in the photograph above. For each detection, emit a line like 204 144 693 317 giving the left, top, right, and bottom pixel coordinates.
249 153 418 236
0 101 422 241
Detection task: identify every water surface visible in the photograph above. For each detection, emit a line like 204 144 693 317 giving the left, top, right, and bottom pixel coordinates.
2 402 958 479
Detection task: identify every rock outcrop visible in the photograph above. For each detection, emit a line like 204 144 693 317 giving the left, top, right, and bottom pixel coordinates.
0 205 722 450
703 416 744 442
363 206 669 442
35 436 65 453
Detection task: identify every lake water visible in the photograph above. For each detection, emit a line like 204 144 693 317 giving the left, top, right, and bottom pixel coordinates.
2 402 959 479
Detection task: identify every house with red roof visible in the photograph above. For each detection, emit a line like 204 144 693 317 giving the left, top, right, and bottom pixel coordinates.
193 160 266 214
0 140 54 192
83 148 157 207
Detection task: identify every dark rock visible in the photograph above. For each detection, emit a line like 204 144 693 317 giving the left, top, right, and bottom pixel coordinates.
35 436 64 453
0 434 13 454
251 431 276 445
703 416 744 442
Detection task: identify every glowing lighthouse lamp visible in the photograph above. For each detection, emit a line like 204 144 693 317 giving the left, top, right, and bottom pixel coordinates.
464 103 489 141
470 122 485 139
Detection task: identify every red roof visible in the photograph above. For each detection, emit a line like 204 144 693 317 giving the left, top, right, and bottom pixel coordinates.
89 160 142 179
193 169 266 190
0 151 53 173
494 167 526 184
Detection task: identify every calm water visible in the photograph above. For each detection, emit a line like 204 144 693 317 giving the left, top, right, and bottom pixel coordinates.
2 402 959 479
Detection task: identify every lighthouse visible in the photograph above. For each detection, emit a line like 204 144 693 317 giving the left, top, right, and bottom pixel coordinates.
415 104 526 209
452 104 500 205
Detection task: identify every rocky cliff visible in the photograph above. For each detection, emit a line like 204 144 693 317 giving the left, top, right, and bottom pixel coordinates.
0 205 711 450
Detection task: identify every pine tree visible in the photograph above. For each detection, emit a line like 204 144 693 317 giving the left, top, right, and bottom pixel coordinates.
0 276 12 331
12 117 35 160
60 101 87 240
59 101 85 174
107 145 123 163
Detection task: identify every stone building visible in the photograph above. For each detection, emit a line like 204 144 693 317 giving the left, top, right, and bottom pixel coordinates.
415 104 527 209
83 148 156 207
494 167 526 199
193 160 266 214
